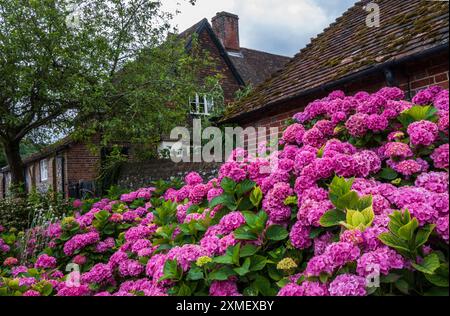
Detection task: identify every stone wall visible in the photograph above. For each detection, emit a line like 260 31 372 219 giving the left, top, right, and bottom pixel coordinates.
117 160 221 190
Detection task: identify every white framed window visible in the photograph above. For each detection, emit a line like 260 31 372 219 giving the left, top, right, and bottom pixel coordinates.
189 94 214 116
40 159 48 182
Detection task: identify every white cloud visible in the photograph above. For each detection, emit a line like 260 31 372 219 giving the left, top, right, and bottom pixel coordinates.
233 0 329 56
161 0 354 56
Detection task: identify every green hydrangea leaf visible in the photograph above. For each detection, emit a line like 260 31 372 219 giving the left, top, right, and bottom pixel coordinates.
411 253 440 275
320 209 346 228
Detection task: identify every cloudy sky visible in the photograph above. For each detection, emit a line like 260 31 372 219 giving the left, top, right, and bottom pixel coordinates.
163 0 357 57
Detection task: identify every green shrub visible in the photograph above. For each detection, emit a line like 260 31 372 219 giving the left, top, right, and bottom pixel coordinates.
0 191 71 231
0 198 30 230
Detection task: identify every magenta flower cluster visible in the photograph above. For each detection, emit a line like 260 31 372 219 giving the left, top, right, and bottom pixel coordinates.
63 231 100 256
1 86 448 297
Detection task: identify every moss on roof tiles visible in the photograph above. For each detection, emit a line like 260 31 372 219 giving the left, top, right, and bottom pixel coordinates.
221 0 449 122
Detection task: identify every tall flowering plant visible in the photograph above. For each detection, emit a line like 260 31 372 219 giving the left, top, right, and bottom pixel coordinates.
0 86 448 296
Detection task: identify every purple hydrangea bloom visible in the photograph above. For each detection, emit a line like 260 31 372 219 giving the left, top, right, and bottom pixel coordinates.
95 237 115 253
346 113 369 137
278 281 328 296
328 274 367 296
290 221 312 250
394 160 422 176
356 247 404 277
210 280 241 296
366 114 389 132
384 142 413 159
431 144 449 169
282 123 306 145
82 263 114 285
415 172 448 193
167 245 208 271
119 259 144 277
34 254 57 269
302 127 326 148
407 120 439 147
185 172 203 186
63 231 100 256
218 212 246 234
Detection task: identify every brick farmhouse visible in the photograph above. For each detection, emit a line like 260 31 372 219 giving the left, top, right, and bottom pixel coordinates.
0 137 99 199
0 12 290 198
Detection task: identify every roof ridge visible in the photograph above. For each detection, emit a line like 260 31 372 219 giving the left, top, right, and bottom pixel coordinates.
240 47 292 59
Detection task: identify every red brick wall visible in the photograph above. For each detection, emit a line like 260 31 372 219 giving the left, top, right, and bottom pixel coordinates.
196 28 242 102
397 51 449 97
235 51 449 143
65 143 101 196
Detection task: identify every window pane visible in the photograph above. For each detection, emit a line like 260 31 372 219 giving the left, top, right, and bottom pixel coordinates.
206 97 214 114
198 96 205 114
190 94 201 114
189 94 214 115
190 98 197 114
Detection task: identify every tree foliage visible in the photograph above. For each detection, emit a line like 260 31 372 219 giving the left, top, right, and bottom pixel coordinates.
0 142 44 168
0 0 214 190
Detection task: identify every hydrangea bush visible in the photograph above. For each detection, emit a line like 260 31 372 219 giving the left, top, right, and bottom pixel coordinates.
0 86 448 296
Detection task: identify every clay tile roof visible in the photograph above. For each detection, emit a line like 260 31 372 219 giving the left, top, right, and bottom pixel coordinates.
222 0 449 122
228 48 291 86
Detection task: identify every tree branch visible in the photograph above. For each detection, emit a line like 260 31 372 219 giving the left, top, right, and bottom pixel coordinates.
109 0 147 77
13 99 79 141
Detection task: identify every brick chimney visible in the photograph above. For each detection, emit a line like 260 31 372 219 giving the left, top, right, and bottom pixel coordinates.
212 12 240 52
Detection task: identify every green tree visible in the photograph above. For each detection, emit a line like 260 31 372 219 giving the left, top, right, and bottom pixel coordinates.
0 141 45 168
0 0 212 193
0 147 5 167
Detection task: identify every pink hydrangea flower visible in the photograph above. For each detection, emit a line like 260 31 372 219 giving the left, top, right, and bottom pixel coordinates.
282 123 305 145
384 142 413 159
278 281 328 296
431 144 449 169
328 274 367 296
407 120 439 147
185 172 203 186
210 280 241 296
23 290 41 296
167 245 208 271
357 246 405 277
394 160 422 176
64 231 100 256
3 257 19 266
289 221 312 250
73 255 87 265
82 263 114 285
35 254 57 269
